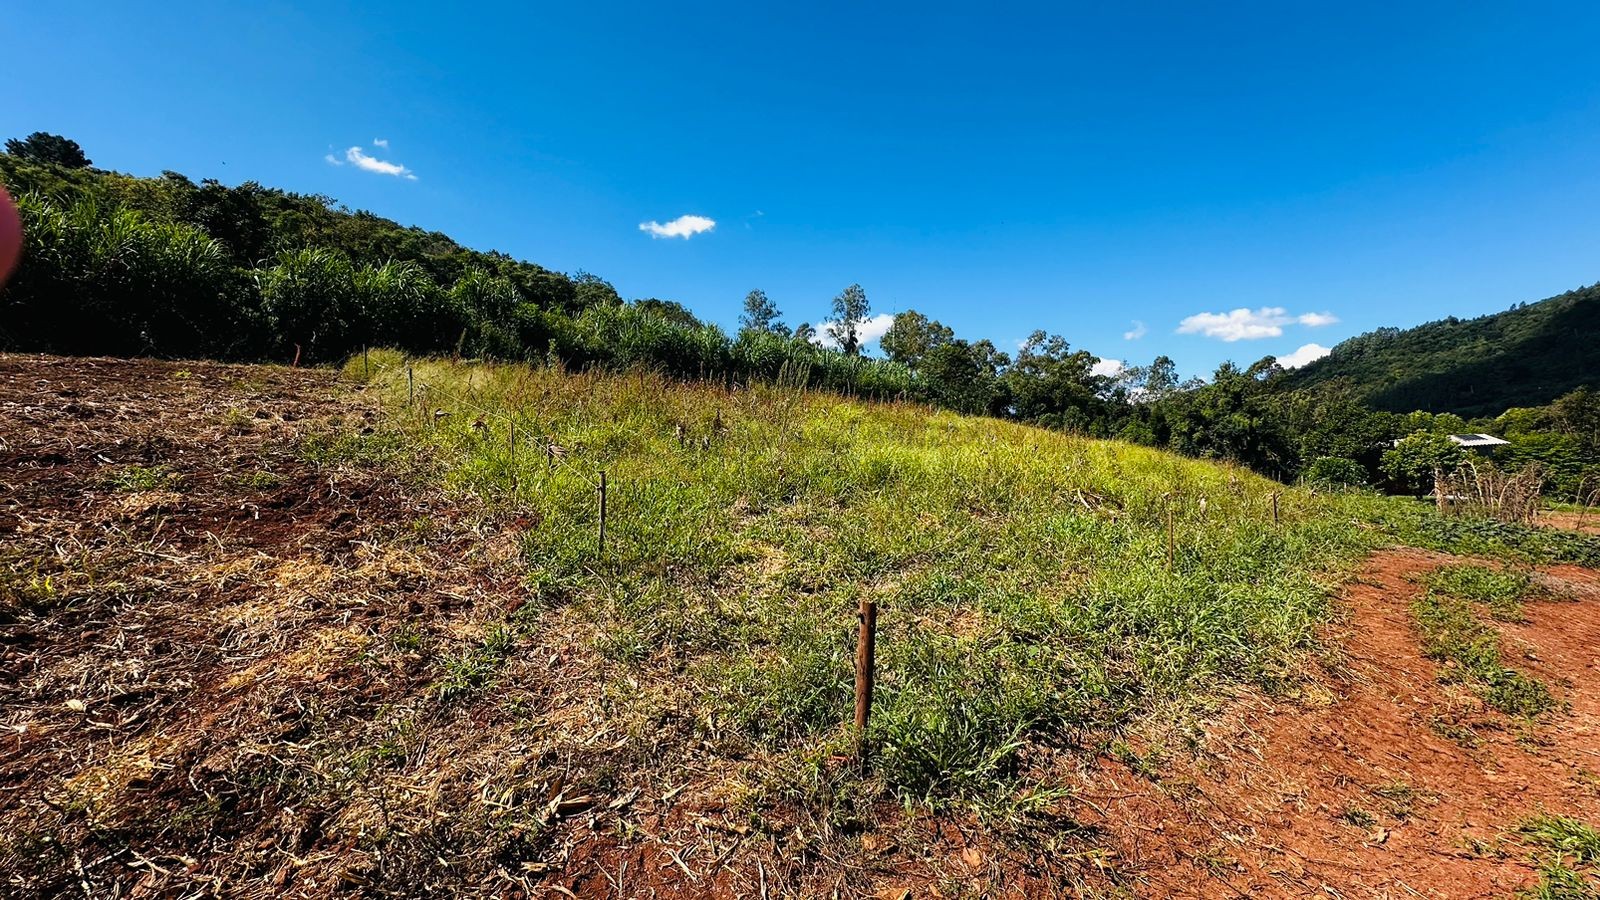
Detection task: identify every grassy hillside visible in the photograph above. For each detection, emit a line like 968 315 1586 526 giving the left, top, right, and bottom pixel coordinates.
350 352 1368 810
1280 283 1600 417
22 352 1600 894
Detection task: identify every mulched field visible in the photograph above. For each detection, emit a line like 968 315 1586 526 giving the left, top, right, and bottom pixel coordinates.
0 355 538 896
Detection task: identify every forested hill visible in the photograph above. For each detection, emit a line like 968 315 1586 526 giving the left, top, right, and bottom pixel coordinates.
1280 283 1600 417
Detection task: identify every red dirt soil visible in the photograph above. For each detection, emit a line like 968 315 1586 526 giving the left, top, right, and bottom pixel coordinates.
1538 510 1600 535
1078 548 1600 898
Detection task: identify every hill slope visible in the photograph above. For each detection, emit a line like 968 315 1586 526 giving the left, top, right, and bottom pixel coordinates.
1281 283 1600 417
1 352 1365 896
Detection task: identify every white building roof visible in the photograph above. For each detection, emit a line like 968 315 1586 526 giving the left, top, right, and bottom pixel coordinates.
1448 433 1510 448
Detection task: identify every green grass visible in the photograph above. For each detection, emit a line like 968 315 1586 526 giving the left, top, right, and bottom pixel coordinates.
109 464 180 492
1427 563 1539 622
1518 815 1600 899
350 351 1374 809
1412 590 1555 717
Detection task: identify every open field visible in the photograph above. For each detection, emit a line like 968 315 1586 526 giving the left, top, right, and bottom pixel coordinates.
5 353 1600 898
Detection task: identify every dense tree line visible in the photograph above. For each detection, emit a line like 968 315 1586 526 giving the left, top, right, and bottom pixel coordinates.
3 133 1596 495
1280 282 1600 417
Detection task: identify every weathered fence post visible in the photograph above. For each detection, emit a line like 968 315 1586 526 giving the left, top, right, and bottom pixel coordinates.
363 345 370 378
407 366 414 406
508 423 518 499
1165 497 1175 572
1272 492 1280 527
597 471 608 555
854 596 878 757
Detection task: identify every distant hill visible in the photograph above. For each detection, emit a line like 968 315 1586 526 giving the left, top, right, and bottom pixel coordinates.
1280 283 1600 417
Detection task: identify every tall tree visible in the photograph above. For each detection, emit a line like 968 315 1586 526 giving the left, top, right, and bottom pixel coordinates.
5 132 91 168
826 284 869 355
1004 331 1104 431
879 309 954 366
739 288 784 334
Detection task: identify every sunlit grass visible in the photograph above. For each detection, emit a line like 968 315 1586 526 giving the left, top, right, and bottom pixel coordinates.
348 351 1372 808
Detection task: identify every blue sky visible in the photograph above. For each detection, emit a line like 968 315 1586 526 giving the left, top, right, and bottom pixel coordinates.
9 2 1600 377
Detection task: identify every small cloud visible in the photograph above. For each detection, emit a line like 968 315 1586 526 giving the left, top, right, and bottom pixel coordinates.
1123 320 1147 341
1178 307 1342 341
1092 357 1125 378
343 145 417 180
1178 307 1291 341
324 153 342 166
639 214 717 239
811 313 896 349
373 138 389 148
1278 342 1332 368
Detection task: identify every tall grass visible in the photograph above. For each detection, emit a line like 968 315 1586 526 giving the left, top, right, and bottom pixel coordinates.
351 351 1371 808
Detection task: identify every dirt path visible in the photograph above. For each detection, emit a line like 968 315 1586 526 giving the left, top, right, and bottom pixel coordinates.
1080 548 1600 898
1538 510 1600 536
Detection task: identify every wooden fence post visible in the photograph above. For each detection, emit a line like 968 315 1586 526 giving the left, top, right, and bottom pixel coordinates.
407 366 415 406
508 423 518 499
363 345 370 378
597 471 608 555
1166 499 1175 572
854 596 878 752
1272 492 1280 527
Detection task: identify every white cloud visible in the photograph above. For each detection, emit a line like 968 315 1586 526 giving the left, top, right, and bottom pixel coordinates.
639 214 716 239
1092 357 1125 378
1177 307 1343 341
373 137 389 148
1277 343 1332 368
324 153 342 166
1178 307 1291 341
811 313 896 349
343 145 417 180
1123 320 1147 341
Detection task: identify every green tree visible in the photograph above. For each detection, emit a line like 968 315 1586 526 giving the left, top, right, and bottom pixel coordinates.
1380 431 1467 496
879 310 954 366
917 338 1010 415
826 284 869 355
5 132 91 168
1304 456 1368 488
1551 387 1600 449
571 271 622 309
1004 331 1104 432
739 289 784 334
633 298 703 329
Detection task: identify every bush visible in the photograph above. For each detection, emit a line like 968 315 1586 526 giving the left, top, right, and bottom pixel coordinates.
1304 456 1368 488
1381 431 1467 496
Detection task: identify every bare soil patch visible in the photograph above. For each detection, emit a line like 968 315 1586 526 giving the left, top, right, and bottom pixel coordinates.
1076 549 1600 898
1539 510 1600 535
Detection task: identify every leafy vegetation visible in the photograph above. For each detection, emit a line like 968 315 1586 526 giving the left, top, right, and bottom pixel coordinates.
1411 590 1554 717
1427 563 1538 622
1518 815 1600 899
1353 494 1600 566
1282 283 1600 418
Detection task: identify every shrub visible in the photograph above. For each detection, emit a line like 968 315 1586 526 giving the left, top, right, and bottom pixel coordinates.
1381 431 1467 496
1304 456 1368 488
